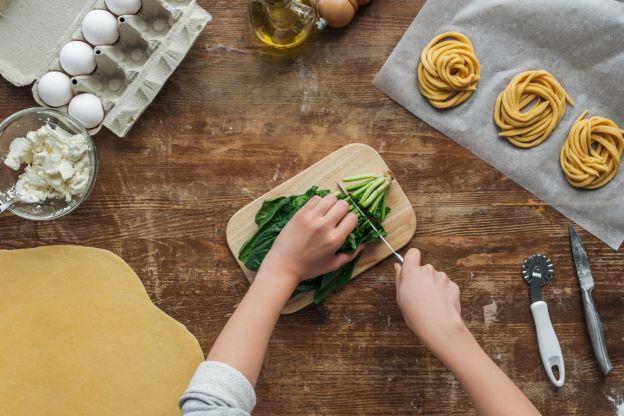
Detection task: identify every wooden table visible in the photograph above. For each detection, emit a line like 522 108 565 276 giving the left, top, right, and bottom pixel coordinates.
1 1 622 414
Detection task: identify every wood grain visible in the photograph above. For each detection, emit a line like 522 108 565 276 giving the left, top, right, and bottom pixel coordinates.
226 143 416 313
0 0 623 415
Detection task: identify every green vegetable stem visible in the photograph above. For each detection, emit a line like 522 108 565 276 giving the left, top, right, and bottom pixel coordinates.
238 171 394 306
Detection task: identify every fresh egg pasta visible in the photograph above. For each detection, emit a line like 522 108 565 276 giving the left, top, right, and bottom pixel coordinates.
417 31 480 109
560 111 624 189
494 70 573 148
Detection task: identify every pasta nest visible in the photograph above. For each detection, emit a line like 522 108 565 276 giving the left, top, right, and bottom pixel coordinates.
560 111 624 189
494 70 573 148
418 31 480 109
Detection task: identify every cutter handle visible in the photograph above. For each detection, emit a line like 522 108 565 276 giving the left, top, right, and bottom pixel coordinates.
530 301 565 387
582 290 612 375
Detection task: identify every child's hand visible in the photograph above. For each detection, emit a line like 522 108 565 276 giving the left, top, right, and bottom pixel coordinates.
394 248 466 355
261 194 364 284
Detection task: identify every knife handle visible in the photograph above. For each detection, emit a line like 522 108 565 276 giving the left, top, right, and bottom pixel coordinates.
530 301 565 387
582 290 612 375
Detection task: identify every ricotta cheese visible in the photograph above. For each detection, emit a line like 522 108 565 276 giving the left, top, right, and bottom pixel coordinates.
3 125 92 203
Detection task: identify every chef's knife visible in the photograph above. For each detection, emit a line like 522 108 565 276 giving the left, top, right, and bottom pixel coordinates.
569 224 612 375
337 183 404 264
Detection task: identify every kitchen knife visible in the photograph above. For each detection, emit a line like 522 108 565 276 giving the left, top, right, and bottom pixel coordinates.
337 183 404 264
569 224 612 375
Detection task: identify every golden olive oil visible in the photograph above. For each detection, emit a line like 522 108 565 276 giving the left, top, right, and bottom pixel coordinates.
249 0 317 49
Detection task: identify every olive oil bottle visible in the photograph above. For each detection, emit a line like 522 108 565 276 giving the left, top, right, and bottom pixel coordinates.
248 0 318 49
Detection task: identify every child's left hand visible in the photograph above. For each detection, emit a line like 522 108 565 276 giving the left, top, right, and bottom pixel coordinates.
261 194 364 285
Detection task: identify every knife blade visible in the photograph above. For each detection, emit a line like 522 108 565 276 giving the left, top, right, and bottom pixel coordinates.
337 183 403 264
569 224 612 375
569 224 594 292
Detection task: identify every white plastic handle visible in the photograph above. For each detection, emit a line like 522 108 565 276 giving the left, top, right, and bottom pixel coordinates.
530 301 565 387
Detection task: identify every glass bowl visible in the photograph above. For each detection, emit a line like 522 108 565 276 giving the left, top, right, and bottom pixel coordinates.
0 108 98 220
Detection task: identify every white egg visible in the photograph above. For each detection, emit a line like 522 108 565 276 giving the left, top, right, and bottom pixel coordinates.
59 41 96 76
68 94 105 129
37 72 73 107
82 10 119 46
105 0 141 15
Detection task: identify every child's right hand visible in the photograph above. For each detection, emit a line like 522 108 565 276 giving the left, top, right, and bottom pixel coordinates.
394 248 467 356
261 194 364 285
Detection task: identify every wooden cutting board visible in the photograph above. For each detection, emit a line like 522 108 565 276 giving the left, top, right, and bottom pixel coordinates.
225 143 417 313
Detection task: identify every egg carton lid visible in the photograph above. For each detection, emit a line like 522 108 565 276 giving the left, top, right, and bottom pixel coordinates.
0 0 95 86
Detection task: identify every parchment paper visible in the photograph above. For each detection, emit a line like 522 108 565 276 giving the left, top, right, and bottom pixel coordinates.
373 0 624 250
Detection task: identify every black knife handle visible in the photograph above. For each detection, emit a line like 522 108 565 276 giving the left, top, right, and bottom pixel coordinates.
582 290 612 375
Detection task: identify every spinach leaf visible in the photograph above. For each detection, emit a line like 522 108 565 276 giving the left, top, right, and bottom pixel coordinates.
292 276 322 297
290 186 327 209
313 254 360 304
241 222 286 271
255 197 290 228
240 186 323 271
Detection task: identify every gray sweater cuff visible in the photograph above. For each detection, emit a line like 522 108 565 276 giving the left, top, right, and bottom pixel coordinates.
180 361 256 414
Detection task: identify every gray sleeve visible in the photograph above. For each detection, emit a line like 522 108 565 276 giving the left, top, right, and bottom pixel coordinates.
179 361 256 416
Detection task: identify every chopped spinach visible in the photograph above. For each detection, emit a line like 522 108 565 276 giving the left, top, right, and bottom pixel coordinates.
238 173 392 305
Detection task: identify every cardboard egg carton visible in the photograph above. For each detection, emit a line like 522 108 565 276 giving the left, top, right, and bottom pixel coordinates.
0 0 211 137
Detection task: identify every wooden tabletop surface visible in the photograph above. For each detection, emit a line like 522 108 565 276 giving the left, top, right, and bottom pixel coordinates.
1 1 623 415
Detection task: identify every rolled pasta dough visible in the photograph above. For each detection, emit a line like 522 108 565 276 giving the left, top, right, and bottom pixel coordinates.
417 31 480 109
0 246 204 416
560 111 624 189
494 70 573 148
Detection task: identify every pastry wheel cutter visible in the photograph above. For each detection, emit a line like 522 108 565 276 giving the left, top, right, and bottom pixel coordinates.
522 254 565 387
